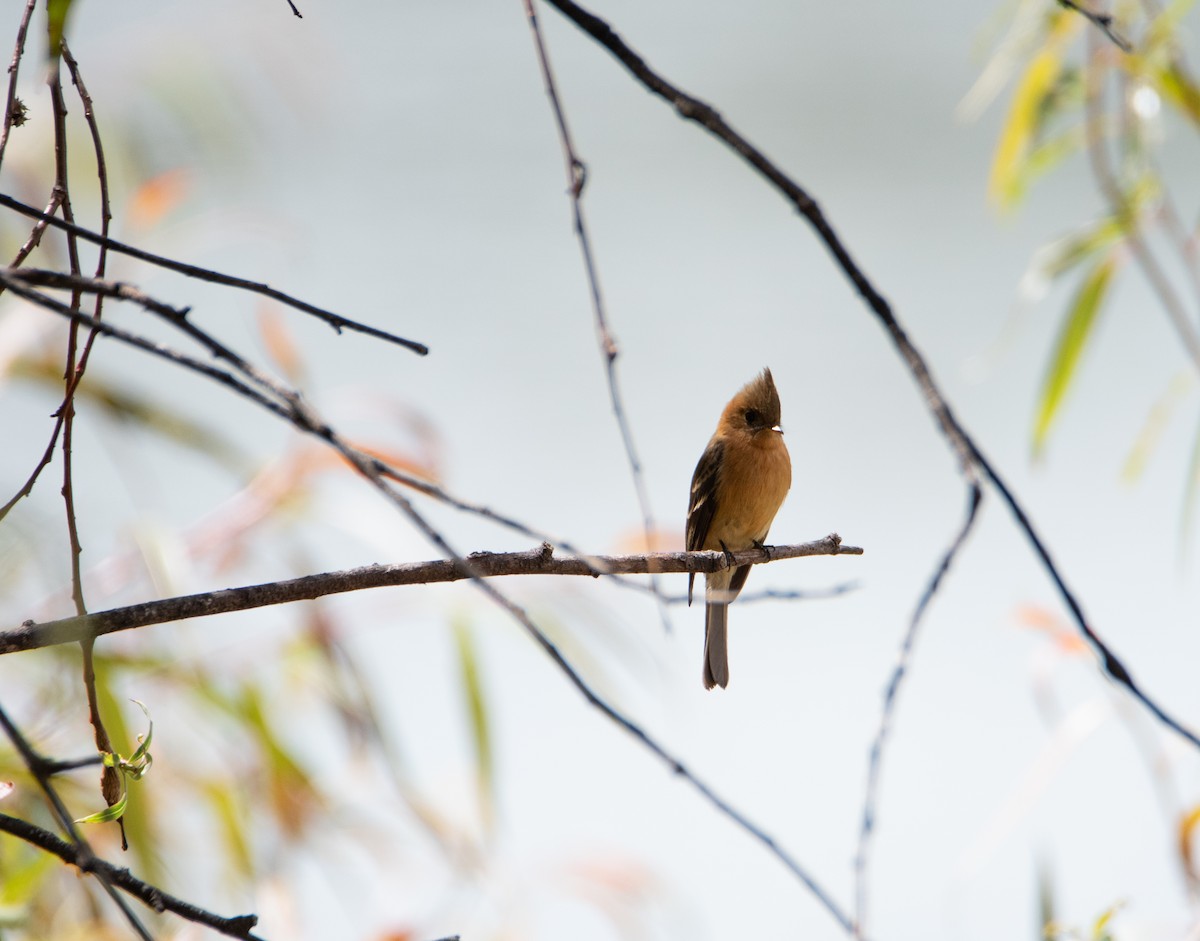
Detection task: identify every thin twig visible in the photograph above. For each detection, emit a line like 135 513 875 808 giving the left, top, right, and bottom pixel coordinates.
2 538 861 655
6 189 64 269
47 40 128 854
521 0 671 631
1057 0 1133 52
853 484 982 937
540 0 1200 754
0 0 36 167
0 192 429 355
0 272 297 421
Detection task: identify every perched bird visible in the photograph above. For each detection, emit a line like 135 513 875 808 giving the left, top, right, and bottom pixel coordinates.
687 368 791 689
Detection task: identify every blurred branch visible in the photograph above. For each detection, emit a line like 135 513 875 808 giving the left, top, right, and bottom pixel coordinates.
0 192 429 355
1057 0 1133 52
2 537 862 655
0 703 152 940
0 812 265 939
538 0 1200 754
853 483 982 937
1083 32 1200 374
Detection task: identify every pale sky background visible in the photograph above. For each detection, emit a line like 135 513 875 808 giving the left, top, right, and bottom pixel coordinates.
2 1 1200 940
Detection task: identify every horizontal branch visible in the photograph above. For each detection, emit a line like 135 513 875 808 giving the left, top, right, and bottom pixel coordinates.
2 536 861 655
0 812 265 941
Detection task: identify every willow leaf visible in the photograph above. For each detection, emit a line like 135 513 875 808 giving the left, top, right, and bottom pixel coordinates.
1033 255 1118 457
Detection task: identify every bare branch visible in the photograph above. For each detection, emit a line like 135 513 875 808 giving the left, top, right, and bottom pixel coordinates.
538 0 1200 753
0 271 298 422
6 218 862 934
0 813 265 940
0 192 429 355
0 0 36 167
2 537 861 655
853 484 982 936
521 0 671 630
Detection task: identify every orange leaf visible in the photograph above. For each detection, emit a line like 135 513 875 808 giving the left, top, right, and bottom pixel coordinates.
258 304 304 383
1180 804 1200 886
127 169 189 230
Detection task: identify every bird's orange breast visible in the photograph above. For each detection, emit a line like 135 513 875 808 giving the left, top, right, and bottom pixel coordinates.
704 432 791 550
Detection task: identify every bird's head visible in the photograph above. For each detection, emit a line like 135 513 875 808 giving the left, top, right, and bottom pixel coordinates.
725 367 783 436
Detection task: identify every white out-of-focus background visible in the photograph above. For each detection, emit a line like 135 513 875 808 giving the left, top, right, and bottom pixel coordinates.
1 2 1198 940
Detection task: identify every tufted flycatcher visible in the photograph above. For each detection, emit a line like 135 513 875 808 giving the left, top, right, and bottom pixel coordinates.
686 368 791 689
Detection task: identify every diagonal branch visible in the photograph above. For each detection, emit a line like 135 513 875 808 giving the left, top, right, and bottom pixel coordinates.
0 812 265 940
538 0 1200 754
0 192 428 355
2 537 861 655
1057 0 1133 52
853 483 982 936
8 247 862 934
0 704 151 939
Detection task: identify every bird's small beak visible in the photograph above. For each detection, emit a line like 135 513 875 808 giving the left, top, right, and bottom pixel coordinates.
771 425 784 434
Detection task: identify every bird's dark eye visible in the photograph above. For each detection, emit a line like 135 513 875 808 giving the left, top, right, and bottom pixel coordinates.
744 408 761 427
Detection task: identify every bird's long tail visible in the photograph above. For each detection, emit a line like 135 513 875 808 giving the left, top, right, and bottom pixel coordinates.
702 600 729 689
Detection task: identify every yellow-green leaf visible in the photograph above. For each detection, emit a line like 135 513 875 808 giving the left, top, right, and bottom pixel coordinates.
1158 62 1200 125
1041 216 1126 281
1144 0 1198 59
45 0 75 60
1122 371 1192 483
1180 412 1200 548
203 778 255 881
75 789 128 825
989 13 1080 208
1090 901 1124 941
0 848 55 906
1033 255 1119 457
453 617 494 833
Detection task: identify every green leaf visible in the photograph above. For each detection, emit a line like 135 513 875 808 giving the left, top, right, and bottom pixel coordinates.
75 790 129 825
45 0 75 60
1041 217 1126 282
1005 124 1084 206
74 699 154 827
1033 254 1119 457
126 699 154 772
453 617 494 832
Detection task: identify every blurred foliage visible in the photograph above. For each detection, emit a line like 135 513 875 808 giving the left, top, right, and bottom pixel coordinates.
0 75 652 934
975 0 1200 503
